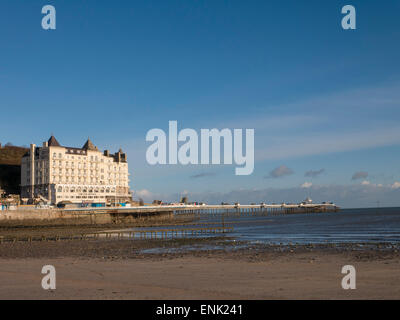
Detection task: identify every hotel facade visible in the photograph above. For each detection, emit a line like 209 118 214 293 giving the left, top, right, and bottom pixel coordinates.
21 136 131 205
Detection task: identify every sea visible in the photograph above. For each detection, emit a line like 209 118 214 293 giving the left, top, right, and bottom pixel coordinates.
129 207 400 245
202 207 400 244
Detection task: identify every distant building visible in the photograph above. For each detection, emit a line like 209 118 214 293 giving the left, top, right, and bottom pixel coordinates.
20 136 131 205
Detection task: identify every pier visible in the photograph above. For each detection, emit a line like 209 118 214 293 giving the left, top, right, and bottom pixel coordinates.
63 203 339 217
0 202 339 226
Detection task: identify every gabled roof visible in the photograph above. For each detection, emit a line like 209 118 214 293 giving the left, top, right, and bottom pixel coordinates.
48 135 61 147
82 138 98 151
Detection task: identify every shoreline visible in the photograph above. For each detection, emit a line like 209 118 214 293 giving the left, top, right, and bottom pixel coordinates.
1 208 399 300
0 240 399 299
0 236 399 259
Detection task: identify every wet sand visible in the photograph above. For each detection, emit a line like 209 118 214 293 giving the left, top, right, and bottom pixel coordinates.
0 239 399 299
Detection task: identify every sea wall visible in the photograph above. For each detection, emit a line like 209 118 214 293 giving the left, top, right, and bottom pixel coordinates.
0 209 174 227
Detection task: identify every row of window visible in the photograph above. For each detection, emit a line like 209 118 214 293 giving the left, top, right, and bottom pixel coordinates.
57 186 116 193
51 169 126 178
52 153 115 164
52 177 126 184
27 178 128 186
57 196 106 199
29 159 127 172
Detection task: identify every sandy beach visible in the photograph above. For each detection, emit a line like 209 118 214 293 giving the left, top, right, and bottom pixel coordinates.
0 239 399 300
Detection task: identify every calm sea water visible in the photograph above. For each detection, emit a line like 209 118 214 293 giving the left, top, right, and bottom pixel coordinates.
217 207 400 244
125 207 400 245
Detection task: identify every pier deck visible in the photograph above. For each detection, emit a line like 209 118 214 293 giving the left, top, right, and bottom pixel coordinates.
63 203 339 216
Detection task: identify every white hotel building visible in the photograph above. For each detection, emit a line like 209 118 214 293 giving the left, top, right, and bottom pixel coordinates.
21 136 131 205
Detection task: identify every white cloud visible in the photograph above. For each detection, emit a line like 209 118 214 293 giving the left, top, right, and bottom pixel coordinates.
256 126 400 161
135 189 153 198
301 182 313 188
221 83 400 162
391 182 400 189
361 180 371 185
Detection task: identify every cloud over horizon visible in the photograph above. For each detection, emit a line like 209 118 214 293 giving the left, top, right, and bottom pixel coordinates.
305 169 325 178
133 183 400 209
352 171 369 180
190 172 216 179
265 165 294 179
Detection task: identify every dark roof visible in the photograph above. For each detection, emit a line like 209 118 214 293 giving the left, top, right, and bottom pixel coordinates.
82 138 98 151
48 135 61 147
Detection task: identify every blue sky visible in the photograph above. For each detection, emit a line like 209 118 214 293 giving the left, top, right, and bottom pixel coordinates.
1 0 400 207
